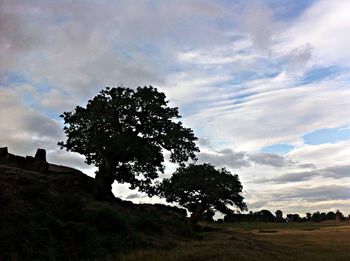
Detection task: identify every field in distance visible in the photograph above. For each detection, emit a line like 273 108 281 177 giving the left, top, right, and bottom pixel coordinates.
121 221 350 261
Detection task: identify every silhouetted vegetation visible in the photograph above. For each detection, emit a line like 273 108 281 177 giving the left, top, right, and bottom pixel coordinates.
0 164 196 260
59 86 199 198
224 209 348 223
160 163 247 225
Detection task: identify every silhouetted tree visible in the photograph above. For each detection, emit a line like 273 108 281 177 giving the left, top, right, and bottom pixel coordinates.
275 210 284 222
320 212 327 221
326 211 336 220
255 210 276 222
286 213 302 222
336 210 344 221
306 212 312 221
160 163 247 225
312 211 321 222
59 86 199 198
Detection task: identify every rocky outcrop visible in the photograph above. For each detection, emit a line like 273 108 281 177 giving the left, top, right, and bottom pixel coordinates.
0 147 82 175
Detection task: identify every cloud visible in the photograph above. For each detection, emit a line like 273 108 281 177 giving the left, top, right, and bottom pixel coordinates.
242 0 274 52
0 85 61 155
281 184 350 202
247 200 269 209
198 148 304 169
125 193 145 200
256 171 319 184
323 165 350 179
198 149 250 169
256 164 350 184
277 0 350 67
186 73 350 151
288 140 350 168
286 43 313 73
248 152 294 167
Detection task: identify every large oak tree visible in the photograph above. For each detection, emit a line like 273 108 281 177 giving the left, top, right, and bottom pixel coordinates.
59 86 199 198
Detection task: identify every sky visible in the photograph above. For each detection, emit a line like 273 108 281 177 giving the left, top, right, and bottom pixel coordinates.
1 0 350 216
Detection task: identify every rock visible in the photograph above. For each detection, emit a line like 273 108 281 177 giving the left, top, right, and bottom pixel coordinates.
0 147 8 158
35 148 46 162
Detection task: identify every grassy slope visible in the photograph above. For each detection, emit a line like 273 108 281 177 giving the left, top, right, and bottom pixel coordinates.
121 222 350 261
0 164 195 260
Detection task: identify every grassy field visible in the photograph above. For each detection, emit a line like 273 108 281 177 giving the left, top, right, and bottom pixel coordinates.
120 221 350 261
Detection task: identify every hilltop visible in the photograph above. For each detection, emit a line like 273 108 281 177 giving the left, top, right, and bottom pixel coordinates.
2 147 350 261
0 148 195 260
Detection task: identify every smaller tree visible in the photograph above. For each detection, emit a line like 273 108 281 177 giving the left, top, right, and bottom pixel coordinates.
336 210 344 222
159 163 247 225
326 211 336 220
306 212 312 221
254 210 275 222
275 210 284 222
286 213 301 223
312 211 321 222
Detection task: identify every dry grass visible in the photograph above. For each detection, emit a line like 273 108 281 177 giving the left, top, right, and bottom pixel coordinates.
119 222 350 261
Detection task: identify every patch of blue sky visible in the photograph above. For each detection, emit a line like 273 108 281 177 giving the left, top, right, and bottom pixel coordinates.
219 0 316 22
303 127 350 145
267 0 317 21
225 69 281 88
300 66 340 85
1 72 29 86
35 81 54 95
261 144 294 154
226 92 256 106
46 110 63 121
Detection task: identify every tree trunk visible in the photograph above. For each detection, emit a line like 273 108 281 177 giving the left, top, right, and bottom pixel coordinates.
189 205 205 226
94 157 115 200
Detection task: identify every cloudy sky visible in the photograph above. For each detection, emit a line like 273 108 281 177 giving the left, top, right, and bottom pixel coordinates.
1 0 350 216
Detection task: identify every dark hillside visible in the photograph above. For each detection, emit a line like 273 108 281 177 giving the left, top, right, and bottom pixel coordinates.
0 148 194 260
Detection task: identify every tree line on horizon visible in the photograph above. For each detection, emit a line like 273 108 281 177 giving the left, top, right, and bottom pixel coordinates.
220 209 348 223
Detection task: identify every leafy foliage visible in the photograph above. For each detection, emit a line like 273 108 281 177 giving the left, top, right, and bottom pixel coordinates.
58 86 199 195
160 163 247 224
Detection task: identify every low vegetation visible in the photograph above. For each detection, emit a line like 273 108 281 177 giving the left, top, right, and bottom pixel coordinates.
0 164 196 260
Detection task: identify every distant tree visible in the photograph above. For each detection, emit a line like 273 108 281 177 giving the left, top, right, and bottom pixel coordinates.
59 86 199 198
306 212 312 221
320 212 327 221
326 211 336 220
275 210 284 222
336 210 344 221
254 210 276 222
160 163 247 225
312 211 321 222
286 213 302 222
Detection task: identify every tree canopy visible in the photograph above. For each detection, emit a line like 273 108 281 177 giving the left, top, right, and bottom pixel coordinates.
160 163 247 224
58 86 199 197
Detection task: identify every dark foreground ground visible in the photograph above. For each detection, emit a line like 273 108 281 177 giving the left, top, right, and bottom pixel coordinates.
0 163 195 260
